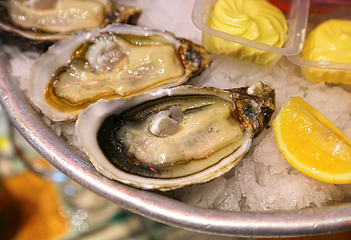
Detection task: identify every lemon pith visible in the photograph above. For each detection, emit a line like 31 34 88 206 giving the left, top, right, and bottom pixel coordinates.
273 96 351 184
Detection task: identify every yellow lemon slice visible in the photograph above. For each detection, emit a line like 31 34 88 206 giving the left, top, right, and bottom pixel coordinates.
273 96 351 184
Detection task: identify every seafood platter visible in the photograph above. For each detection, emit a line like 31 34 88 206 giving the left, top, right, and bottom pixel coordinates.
2 0 351 237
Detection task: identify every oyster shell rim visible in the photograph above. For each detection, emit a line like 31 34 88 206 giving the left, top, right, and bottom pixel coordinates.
76 85 254 191
28 23 202 122
0 0 142 43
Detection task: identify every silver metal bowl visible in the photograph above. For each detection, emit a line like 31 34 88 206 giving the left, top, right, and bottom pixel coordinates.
1 49 351 238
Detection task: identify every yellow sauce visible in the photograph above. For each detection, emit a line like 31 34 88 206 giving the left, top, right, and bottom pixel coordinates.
301 19 351 84
203 0 287 67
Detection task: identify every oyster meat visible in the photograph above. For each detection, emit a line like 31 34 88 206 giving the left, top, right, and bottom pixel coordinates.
76 82 275 191
28 24 210 121
0 0 142 48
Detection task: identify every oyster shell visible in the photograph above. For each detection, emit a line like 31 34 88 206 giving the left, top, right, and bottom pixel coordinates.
76 82 275 191
0 0 142 49
28 23 210 121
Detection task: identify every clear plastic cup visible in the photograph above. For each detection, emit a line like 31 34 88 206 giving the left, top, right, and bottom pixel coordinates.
288 1 351 84
192 0 310 67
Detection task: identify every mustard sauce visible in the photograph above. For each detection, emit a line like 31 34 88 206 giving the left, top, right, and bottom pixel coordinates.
301 19 351 84
203 0 287 67
302 19 351 63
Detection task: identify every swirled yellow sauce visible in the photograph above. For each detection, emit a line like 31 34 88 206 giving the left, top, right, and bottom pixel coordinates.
301 19 351 84
203 0 287 67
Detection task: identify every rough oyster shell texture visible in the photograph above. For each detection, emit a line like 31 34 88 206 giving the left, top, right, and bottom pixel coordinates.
28 23 210 122
76 82 275 191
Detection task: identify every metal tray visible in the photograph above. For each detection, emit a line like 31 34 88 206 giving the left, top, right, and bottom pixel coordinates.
1 46 351 238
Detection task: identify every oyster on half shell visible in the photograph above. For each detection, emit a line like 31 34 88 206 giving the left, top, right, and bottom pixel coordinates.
76 82 275 191
0 0 142 48
28 24 210 122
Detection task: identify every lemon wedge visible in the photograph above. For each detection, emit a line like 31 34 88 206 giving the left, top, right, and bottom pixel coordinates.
273 96 351 184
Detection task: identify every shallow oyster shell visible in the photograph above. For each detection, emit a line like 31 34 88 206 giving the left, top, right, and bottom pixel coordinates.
0 0 142 50
76 82 275 191
28 23 210 122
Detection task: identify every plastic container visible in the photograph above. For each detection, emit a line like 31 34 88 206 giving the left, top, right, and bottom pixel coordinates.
288 1 351 84
192 0 310 67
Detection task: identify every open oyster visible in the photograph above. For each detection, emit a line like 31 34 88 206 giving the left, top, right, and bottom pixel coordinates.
76 82 275 191
0 0 142 49
28 24 210 122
